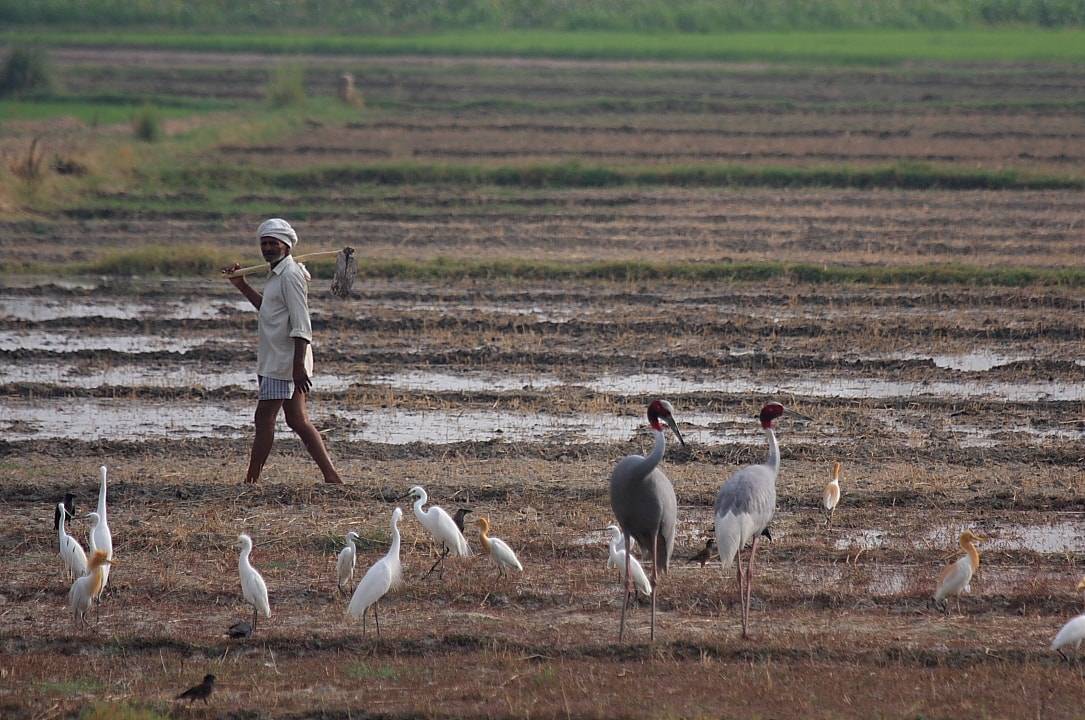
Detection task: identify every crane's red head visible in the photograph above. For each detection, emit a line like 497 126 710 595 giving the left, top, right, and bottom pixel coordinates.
647 399 685 446
759 402 785 429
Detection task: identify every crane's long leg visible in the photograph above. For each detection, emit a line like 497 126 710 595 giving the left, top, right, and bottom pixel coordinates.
742 536 761 639
619 532 632 642
650 535 658 643
735 543 747 615
374 601 381 639
423 548 450 579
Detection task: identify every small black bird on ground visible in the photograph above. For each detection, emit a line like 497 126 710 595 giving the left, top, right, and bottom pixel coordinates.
53 492 75 531
227 620 252 638
688 538 716 567
175 674 215 705
452 507 472 533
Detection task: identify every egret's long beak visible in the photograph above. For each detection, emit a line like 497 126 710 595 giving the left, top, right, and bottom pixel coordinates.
392 491 412 502
664 416 686 446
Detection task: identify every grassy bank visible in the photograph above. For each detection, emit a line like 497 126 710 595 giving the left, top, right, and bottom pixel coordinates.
8 29 1085 65
13 247 1084 288
164 161 1085 193
3 0 1084 33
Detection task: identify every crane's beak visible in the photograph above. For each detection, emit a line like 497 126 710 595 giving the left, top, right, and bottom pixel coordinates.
783 408 813 422
664 416 686 446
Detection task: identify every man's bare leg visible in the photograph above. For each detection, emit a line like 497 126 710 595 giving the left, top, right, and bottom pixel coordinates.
244 399 283 483
284 391 343 483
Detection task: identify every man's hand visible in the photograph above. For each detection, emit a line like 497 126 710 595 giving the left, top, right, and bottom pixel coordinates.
293 365 312 394
221 263 247 290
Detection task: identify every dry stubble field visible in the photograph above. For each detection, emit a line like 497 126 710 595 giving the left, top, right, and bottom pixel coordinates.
1 46 1084 719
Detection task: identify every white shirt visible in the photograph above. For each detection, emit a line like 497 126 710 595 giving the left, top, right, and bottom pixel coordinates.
257 254 313 380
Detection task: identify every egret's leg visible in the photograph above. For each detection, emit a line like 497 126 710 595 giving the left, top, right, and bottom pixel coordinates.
362 607 368 638
374 601 381 639
956 595 962 615
423 548 450 579
619 533 632 642
252 607 258 634
1058 648 1069 663
827 508 834 530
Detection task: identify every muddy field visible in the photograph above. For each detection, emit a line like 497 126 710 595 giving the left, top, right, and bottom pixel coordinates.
2 47 1085 719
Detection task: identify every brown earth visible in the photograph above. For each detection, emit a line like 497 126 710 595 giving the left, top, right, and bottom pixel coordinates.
1 46 1085 720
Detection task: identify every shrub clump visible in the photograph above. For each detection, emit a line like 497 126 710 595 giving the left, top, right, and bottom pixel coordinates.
131 104 162 142
0 46 57 97
266 63 306 108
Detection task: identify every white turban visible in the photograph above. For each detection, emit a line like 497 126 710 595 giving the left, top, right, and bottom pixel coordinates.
256 218 297 248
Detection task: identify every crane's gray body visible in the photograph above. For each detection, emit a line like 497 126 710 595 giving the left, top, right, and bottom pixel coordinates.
714 463 776 568
609 432 677 573
715 427 780 569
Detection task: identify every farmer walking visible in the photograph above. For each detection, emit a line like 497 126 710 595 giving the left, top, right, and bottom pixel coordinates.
223 218 343 484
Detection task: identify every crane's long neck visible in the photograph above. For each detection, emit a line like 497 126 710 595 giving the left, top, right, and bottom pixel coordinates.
962 539 980 572
763 427 780 477
632 428 666 480
97 468 108 523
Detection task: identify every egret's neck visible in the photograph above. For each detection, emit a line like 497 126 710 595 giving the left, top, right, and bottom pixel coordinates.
97 471 108 522
239 544 252 569
90 564 106 598
388 520 401 559
764 427 779 476
479 527 492 553
412 495 427 520
58 509 66 538
962 539 980 572
632 428 666 480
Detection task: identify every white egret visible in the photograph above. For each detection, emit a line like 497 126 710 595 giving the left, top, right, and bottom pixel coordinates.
1051 579 1085 661
605 525 651 598
933 529 985 614
57 502 87 580
237 534 271 633
69 549 112 627
822 461 842 529
93 465 113 594
476 517 523 577
336 531 361 594
396 485 469 578
347 507 404 638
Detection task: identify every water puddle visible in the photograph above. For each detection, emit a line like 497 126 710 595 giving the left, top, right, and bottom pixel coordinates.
0 362 358 391
836 517 1085 556
833 529 887 551
0 296 250 321
0 330 207 354
0 399 824 446
950 423 1085 448
925 520 1085 554
580 372 1085 403
879 351 1035 372
363 369 1085 402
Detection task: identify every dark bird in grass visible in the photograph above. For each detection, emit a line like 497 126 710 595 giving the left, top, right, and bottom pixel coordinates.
453 507 472 534
175 674 215 705
227 620 252 639
688 538 716 567
53 492 75 531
